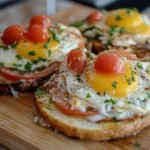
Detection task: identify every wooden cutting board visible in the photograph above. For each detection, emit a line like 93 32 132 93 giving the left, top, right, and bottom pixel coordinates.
0 3 150 150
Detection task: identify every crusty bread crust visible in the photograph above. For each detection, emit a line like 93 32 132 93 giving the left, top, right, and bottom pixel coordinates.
34 94 150 141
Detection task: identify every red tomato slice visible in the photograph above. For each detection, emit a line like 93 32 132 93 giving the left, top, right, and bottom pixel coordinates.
94 53 125 74
55 98 97 116
2 25 25 45
88 11 103 22
29 14 51 29
25 24 48 43
0 63 58 80
67 49 87 75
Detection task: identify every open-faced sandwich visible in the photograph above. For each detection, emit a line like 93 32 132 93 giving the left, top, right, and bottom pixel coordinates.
0 15 85 94
71 8 150 61
34 49 150 141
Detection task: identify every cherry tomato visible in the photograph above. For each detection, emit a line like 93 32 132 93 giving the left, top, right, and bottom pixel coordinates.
55 98 97 116
94 53 125 74
67 49 87 75
0 63 59 80
88 11 103 22
29 14 51 29
26 24 48 43
2 25 25 45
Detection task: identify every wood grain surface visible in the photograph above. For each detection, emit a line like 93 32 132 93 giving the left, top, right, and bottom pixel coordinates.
0 3 150 150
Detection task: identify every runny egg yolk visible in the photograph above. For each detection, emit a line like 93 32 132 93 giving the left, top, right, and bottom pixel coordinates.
105 9 150 35
86 64 138 98
16 38 59 60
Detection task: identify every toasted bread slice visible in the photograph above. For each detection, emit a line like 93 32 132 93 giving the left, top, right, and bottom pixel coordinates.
0 62 59 94
34 94 150 141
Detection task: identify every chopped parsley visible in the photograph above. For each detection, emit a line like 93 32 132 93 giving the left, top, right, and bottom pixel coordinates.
0 45 9 50
112 117 118 122
106 39 111 45
24 62 32 72
134 141 141 147
146 92 150 98
109 26 116 36
82 26 97 34
48 50 51 56
71 20 85 27
76 75 81 82
48 29 60 43
119 28 124 33
132 7 139 12
104 99 116 105
125 76 135 85
115 15 122 20
131 70 136 75
13 63 22 67
0 62 4 68
11 41 18 48
86 52 93 60
137 63 143 69
28 51 36 56
112 81 117 88
16 54 22 60
126 9 132 15
43 37 51 49
36 88 46 96
86 93 91 98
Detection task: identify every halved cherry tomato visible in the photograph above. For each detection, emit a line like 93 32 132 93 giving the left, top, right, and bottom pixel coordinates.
88 11 103 22
0 63 58 80
94 53 125 74
25 24 48 43
55 98 97 116
2 25 25 45
67 49 87 75
29 14 51 29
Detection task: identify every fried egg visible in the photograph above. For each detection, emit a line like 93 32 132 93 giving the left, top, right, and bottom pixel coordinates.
75 8 150 49
52 56 150 122
0 24 85 71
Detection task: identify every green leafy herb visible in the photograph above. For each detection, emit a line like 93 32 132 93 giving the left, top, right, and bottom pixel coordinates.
109 26 116 36
104 99 116 105
146 92 150 98
115 15 122 20
137 63 143 69
0 45 9 50
28 51 36 56
107 39 111 45
48 29 60 43
48 50 51 56
18 70 26 75
82 26 98 34
131 70 136 75
86 52 93 60
0 62 4 68
112 117 118 122
16 54 22 60
134 141 141 147
11 41 18 48
86 93 91 98
119 28 124 33
43 37 51 49
132 7 139 12
36 88 46 96
71 20 85 27
125 76 135 85
24 62 32 72
13 64 22 67
76 75 81 82
126 9 132 15
112 81 117 88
